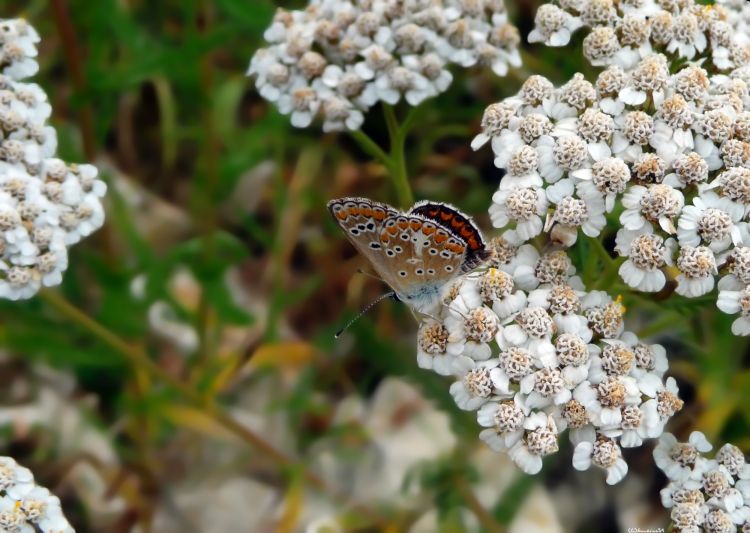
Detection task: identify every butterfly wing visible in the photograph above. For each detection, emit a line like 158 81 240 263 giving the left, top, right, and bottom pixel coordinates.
328 197 478 311
327 196 399 275
372 213 468 310
409 200 490 271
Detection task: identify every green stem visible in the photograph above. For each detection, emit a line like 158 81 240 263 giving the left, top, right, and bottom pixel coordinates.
455 476 505 533
589 236 614 268
383 105 414 208
37 289 387 526
598 261 625 292
349 129 392 169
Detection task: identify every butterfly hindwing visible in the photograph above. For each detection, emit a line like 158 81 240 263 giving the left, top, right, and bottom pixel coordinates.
409 200 489 271
375 213 466 304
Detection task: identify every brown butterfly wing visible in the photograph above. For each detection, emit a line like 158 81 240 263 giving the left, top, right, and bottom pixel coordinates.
328 197 467 309
409 200 489 271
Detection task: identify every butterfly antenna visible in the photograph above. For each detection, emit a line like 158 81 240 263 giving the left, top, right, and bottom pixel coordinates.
335 291 395 339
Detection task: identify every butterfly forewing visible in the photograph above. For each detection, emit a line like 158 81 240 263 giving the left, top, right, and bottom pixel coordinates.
327 196 398 265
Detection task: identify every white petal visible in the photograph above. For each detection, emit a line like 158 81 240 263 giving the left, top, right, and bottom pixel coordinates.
572 441 593 471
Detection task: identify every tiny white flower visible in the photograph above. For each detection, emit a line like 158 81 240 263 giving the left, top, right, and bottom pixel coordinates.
572 436 629 485
653 431 712 483
717 286 750 336
615 227 674 292
527 4 582 47
677 191 744 252
449 356 501 411
507 412 559 475
490 186 547 240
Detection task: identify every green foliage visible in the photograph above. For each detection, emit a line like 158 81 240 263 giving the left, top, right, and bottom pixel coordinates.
0 0 745 531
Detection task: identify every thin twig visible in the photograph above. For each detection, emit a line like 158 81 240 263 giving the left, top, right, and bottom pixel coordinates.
192 0 220 376
455 476 505 533
37 288 388 526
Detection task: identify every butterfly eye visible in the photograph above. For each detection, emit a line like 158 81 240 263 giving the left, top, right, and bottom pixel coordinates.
429 248 438 255
427 269 435 275
394 246 403 253
357 224 366 231
386 249 396 257
415 269 424 275
440 251 451 258
366 222 375 230
445 265 454 272
350 228 360 235
399 271 407 277
369 242 381 249
400 233 410 241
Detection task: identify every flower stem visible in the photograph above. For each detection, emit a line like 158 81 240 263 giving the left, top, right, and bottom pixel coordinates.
588 237 622 290
348 107 415 208
455 476 505 533
349 129 392 168
37 288 387 526
39 288 194 397
383 104 414 208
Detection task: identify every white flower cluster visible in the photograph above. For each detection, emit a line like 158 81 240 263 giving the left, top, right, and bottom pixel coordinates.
0 455 74 532
417 239 682 483
0 19 105 300
655 431 750 532
529 0 750 73
474 40 750 333
248 0 521 131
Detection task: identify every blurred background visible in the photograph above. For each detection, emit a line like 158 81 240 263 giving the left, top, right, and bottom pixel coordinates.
0 0 743 531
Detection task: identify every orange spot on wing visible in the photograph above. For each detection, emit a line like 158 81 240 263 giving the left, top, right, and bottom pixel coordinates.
336 211 348 220
397 220 409 230
348 207 359 217
381 233 390 243
410 220 421 231
373 209 386 220
434 232 448 244
387 226 399 235
361 206 373 217
422 225 436 235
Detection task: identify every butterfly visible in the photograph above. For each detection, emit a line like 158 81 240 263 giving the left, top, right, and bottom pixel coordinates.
328 197 489 313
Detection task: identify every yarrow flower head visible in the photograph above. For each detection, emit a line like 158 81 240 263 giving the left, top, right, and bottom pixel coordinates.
0 20 105 299
248 0 522 131
415 244 682 483
0 456 74 532
528 0 748 71
655 432 750 531
472 0 750 335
